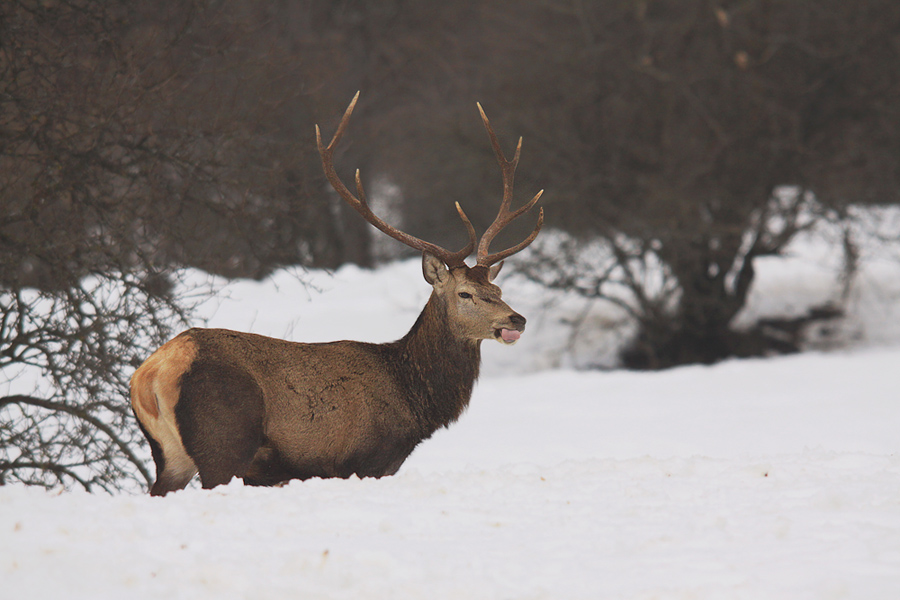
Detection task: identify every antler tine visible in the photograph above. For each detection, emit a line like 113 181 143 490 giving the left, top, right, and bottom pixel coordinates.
316 92 477 267
475 103 544 267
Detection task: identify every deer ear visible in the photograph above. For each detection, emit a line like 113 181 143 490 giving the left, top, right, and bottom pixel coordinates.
422 253 449 286
488 261 504 281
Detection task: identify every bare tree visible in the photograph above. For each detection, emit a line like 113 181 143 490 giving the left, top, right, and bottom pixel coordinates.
0 0 346 489
0 273 193 491
462 0 900 367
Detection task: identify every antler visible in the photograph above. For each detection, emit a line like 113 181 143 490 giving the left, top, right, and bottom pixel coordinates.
475 103 544 268
316 92 477 268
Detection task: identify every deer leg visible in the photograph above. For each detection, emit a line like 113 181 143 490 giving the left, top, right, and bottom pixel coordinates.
133 415 197 496
175 361 265 490
150 464 197 496
241 445 298 487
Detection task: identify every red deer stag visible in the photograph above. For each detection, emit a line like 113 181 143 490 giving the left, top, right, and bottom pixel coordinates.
131 93 543 495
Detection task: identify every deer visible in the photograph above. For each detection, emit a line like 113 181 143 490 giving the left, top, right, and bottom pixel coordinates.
130 92 543 495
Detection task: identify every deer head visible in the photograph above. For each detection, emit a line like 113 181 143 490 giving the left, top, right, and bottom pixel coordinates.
316 92 543 345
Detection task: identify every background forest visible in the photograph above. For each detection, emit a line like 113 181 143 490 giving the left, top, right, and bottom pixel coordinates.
2 0 899 490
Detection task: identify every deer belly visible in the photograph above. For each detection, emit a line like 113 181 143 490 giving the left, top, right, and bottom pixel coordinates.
261 395 420 480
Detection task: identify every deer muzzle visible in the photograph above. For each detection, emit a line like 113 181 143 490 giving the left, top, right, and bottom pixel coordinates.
496 313 526 345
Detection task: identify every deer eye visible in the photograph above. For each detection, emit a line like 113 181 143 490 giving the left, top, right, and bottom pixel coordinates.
458 292 472 299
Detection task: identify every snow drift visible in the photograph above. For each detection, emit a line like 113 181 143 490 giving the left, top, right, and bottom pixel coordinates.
3 222 900 598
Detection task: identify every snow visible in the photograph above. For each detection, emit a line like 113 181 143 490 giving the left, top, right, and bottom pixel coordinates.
5 449 900 599
4 239 900 598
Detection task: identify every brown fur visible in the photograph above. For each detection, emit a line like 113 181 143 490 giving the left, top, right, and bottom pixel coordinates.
131 258 526 494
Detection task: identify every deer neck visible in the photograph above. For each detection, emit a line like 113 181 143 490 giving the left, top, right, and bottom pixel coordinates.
393 292 481 432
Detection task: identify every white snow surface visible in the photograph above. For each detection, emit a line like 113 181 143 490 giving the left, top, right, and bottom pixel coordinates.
4 247 900 599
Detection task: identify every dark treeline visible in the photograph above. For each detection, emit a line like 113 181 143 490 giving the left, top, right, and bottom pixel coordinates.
5 1 897 281
1 0 899 488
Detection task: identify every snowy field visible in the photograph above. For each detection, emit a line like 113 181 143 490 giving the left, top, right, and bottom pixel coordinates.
3 221 900 599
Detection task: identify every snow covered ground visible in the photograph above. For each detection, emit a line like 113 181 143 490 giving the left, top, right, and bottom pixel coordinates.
3 227 900 598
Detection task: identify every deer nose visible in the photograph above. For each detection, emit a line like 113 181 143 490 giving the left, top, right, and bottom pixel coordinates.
509 313 526 331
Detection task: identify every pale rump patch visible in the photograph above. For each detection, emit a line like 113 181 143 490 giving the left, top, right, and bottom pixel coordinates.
130 332 200 482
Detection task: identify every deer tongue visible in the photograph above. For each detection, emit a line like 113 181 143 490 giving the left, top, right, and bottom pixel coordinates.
500 328 521 343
